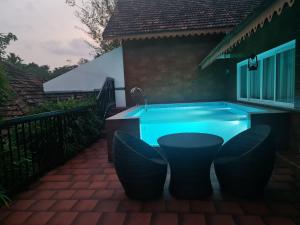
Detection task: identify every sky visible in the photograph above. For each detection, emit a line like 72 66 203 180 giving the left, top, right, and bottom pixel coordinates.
0 0 93 69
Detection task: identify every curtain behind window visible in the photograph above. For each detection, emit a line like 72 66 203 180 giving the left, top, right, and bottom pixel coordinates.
262 56 275 100
240 65 248 98
276 48 295 103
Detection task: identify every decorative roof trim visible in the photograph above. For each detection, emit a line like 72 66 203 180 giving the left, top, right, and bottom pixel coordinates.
104 27 232 41
200 0 295 69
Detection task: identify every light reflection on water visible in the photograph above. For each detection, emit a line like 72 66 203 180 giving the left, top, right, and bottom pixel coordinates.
138 105 250 146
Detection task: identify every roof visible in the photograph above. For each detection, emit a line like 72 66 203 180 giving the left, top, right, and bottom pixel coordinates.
200 0 296 69
43 47 126 108
0 62 45 119
0 62 95 120
43 47 124 93
103 0 269 40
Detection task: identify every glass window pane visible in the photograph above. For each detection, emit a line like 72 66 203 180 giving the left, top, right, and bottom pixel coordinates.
262 56 275 100
249 61 260 99
276 48 295 103
240 65 247 98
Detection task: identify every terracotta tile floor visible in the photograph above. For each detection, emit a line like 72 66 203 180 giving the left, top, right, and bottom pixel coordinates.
1 139 300 225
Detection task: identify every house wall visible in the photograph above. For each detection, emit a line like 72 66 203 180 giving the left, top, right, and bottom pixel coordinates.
206 2 300 151
290 3 300 152
227 2 299 106
122 35 238 106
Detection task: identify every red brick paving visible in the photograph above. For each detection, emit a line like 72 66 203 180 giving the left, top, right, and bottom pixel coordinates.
2 212 32 225
0 139 300 225
264 217 296 225
47 212 78 225
209 215 236 225
216 202 244 215
236 215 265 225
182 214 206 225
24 212 55 225
152 213 178 225
99 212 126 225
190 200 216 213
52 190 76 200
126 212 151 225
73 200 98 211
240 202 271 215
95 200 120 212
51 200 78 211
9 200 36 210
166 200 190 212
73 212 102 225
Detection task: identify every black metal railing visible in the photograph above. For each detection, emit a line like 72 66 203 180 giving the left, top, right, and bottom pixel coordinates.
96 77 116 118
0 78 115 195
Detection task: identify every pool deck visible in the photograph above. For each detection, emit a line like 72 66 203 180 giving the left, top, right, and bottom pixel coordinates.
1 138 300 225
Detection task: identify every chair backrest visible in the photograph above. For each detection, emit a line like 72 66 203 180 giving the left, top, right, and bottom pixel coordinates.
113 130 163 161
219 125 272 158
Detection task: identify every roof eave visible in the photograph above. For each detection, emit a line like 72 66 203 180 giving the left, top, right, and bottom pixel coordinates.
103 27 233 41
200 0 296 69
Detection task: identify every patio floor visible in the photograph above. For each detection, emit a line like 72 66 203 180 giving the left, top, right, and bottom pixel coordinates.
1 139 300 225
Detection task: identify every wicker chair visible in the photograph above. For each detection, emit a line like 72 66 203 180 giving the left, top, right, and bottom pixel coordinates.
113 131 167 200
214 125 275 197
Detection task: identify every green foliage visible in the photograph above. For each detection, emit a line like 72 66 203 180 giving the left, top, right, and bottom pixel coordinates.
0 98 104 196
50 64 78 78
66 0 120 56
30 97 95 114
0 62 9 107
21 62 50 79
28 97 102 158
5 53 79 80
6 53 23 66
0 33 17 59
0 32 77 80
63 108 104 158
5 55 51 79
78 58 89 65
0 186 10 207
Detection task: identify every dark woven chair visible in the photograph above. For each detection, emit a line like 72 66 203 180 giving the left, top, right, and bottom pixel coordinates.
113 131 167 200
214 125 275 197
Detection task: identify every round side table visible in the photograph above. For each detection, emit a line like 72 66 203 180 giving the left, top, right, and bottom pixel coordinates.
158 133 223 199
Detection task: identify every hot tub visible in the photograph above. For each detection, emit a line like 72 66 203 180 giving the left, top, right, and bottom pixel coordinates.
106 101 289 161
122 102 264 145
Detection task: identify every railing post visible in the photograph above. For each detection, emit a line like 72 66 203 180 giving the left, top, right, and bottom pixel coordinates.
58 115 65 163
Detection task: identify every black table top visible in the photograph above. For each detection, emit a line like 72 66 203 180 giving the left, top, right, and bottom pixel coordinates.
157 133 224 149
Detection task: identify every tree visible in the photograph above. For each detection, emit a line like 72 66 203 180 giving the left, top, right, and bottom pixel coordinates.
78 58 89 65
66 0 120 56
23 62 50 78
51 64 78 78
0 33 17 108
0 33 17 59
0 63 9 106
6 53 23 66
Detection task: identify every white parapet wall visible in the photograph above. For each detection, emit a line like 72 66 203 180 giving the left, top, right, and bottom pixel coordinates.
43 47 126 107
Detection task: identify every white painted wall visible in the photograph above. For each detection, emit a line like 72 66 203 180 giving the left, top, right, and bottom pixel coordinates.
43 47 126 107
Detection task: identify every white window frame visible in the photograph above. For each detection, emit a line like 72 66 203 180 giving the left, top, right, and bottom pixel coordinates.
237 40 296 109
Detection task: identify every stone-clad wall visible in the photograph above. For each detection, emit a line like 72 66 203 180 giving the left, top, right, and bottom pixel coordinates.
122 35 237 106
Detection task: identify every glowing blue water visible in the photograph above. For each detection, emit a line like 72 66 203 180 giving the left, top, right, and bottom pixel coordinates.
126 102 264 146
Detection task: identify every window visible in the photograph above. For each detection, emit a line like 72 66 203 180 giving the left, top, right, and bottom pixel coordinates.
239 65 248 98
237 40 296 108
249 62 260 99
276 49 295 103
262 56 275 100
